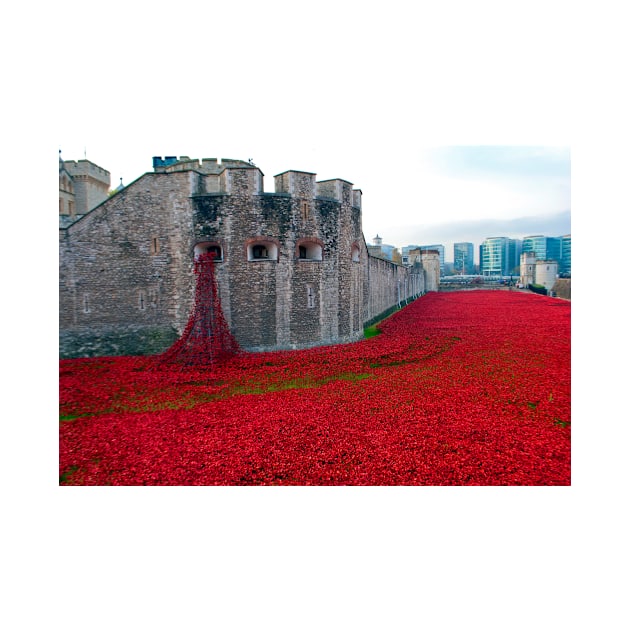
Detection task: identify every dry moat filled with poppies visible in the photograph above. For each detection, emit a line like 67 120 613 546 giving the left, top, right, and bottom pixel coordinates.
59 290 570 485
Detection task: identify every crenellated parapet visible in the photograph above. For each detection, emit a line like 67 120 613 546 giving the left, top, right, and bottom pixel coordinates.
64 159 111 183
273 170 316 198
60 155 420 357
152 156 253 174
153 157 363 209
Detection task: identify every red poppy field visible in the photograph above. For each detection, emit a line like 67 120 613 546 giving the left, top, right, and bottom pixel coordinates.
59 290 570 485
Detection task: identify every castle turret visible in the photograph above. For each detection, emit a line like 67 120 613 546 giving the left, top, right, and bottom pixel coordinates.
520 251 536 286
62 159 110 215
535 260 558 293
419 250 440 292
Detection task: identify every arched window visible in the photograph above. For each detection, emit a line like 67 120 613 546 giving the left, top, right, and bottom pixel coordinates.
296 238 323 261
351 243 361 262
194 241 223 261
247 239 279 262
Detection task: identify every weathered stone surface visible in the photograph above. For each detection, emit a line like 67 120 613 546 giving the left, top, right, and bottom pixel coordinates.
552 278 571 300
59 158 432 357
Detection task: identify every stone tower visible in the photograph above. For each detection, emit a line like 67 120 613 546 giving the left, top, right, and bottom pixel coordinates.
59 154 110 221
519 251 536 286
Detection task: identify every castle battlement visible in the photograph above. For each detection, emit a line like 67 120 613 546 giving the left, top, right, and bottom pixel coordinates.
273 170 316 198
63 159 110 185
272 172 360 207
153 156 255 174
153 158 361 207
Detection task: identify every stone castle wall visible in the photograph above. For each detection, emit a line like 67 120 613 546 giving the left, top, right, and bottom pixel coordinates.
366 256 423 324
190 167 369 351
59 171 196 356
59 159 429 358
551 278 571 300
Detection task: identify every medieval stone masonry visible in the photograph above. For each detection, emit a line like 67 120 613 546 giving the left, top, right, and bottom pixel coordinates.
59 156 110 227
59 156 438 358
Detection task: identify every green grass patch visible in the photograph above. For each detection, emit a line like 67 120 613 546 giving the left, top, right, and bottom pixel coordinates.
369 359 410 368
60 466 79 484
59 414 89 423
60 371 375 420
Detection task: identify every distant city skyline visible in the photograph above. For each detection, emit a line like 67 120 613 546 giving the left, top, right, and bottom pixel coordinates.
370 213 570 265
366 146 570 263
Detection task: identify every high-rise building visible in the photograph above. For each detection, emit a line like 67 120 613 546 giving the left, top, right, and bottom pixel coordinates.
560 235 571 275
508 238 522 274
479 237 521 276
522 235 561 262
453 242 474 274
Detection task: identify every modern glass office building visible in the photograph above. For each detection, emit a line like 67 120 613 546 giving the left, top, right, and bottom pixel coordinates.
522 234 570 275
453 242 474 274
479 237 521 276
522 235 561 262
560 235 571 274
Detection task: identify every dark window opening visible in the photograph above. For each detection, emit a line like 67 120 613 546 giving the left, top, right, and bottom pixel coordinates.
253 244 268 259
206 245 222 260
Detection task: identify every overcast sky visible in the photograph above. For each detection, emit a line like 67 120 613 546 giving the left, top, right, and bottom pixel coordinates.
54 1 577 264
